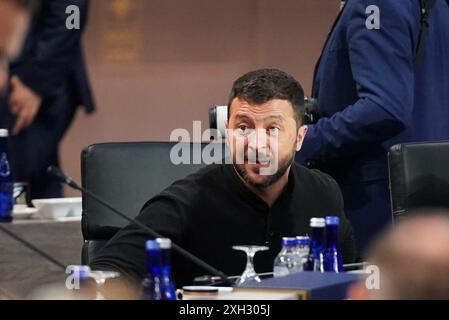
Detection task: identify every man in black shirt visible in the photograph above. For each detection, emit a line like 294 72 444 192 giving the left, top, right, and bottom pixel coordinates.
90 69 355 287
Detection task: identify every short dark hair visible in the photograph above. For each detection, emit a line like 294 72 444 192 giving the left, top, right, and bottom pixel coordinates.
227 69 305 126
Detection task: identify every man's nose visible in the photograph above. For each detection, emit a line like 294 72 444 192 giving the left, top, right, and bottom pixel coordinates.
247 130 270 154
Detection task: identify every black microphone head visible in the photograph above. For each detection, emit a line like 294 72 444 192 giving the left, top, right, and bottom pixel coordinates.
47 166 66 181
47 166 79 189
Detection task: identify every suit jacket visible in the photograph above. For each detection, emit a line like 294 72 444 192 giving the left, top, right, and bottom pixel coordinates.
297 0 449 186
9 0 95 114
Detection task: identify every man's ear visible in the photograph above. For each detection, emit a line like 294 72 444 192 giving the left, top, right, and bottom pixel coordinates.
295 125 308 152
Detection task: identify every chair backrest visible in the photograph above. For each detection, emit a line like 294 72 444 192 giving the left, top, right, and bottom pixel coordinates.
388 141 449 221
81 141 228 263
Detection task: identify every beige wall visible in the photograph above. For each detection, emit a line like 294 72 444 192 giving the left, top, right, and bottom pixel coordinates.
61 0 339 196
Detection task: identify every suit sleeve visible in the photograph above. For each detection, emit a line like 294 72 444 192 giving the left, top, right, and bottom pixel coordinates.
12 0 89 98
298 0 417 164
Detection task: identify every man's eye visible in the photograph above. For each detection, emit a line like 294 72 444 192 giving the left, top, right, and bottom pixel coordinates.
237 125 250 135
268 127 280 135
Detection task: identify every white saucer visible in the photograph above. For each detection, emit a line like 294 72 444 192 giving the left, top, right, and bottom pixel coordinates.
13 205 38 220
56 216 82 222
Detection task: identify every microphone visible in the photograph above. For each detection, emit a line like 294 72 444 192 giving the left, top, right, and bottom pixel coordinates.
47 166 78 189
48 166 230 285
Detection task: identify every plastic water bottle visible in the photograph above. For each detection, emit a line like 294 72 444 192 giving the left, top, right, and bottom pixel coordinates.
304 218 326 272
295 236 310 271
141 240 163 300
156 238 177 300
324 216 344 273
273 237 303 277
0 129 13 223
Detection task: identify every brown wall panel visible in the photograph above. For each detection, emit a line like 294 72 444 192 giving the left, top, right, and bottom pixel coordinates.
61 0 339 196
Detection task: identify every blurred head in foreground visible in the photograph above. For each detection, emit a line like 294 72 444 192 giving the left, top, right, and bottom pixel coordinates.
349 211 449 300
0 0 37 90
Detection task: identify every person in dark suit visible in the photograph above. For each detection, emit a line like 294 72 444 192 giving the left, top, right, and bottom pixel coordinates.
0 0 95 199
296 0 449 256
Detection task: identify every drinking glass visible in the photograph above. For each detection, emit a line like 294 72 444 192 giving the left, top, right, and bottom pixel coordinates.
232 245 269 286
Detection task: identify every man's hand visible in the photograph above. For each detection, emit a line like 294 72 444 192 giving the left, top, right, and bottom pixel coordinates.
9 75 42 135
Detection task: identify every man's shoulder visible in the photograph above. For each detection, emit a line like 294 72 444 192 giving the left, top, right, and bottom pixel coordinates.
293 163 341 196
345 0 417 11
160 164 226 195
175 164 225 183
340 0 419 30
291 164 346 224
141 164 225 213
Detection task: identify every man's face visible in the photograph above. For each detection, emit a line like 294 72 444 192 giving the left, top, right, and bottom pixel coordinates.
227 98 307 189
0 1 30 91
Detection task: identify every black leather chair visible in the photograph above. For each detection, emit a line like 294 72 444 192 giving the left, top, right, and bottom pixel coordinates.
81 141 228 264
389 141 449 222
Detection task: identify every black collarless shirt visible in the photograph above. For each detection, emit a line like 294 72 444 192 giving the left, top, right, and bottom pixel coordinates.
90 163 355 287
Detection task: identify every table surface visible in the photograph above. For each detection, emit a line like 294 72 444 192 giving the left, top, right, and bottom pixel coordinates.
0 218 83 299
1 218 358 300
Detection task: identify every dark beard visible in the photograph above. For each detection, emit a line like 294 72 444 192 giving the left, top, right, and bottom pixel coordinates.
234 156 293 190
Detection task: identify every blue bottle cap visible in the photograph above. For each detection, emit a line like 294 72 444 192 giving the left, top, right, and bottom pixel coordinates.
282 237 297 247
296 236 310 246
146 240 160 251
325 216 340 226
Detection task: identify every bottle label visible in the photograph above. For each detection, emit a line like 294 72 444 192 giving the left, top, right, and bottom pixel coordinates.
273 266 290 278
0 153 11 177
0 183 13 218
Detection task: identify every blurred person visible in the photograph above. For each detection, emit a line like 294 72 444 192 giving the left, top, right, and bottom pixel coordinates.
90 69 356 288
348 211 449 300
0 0 95 199
0 0 35 91
296 0 449 257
